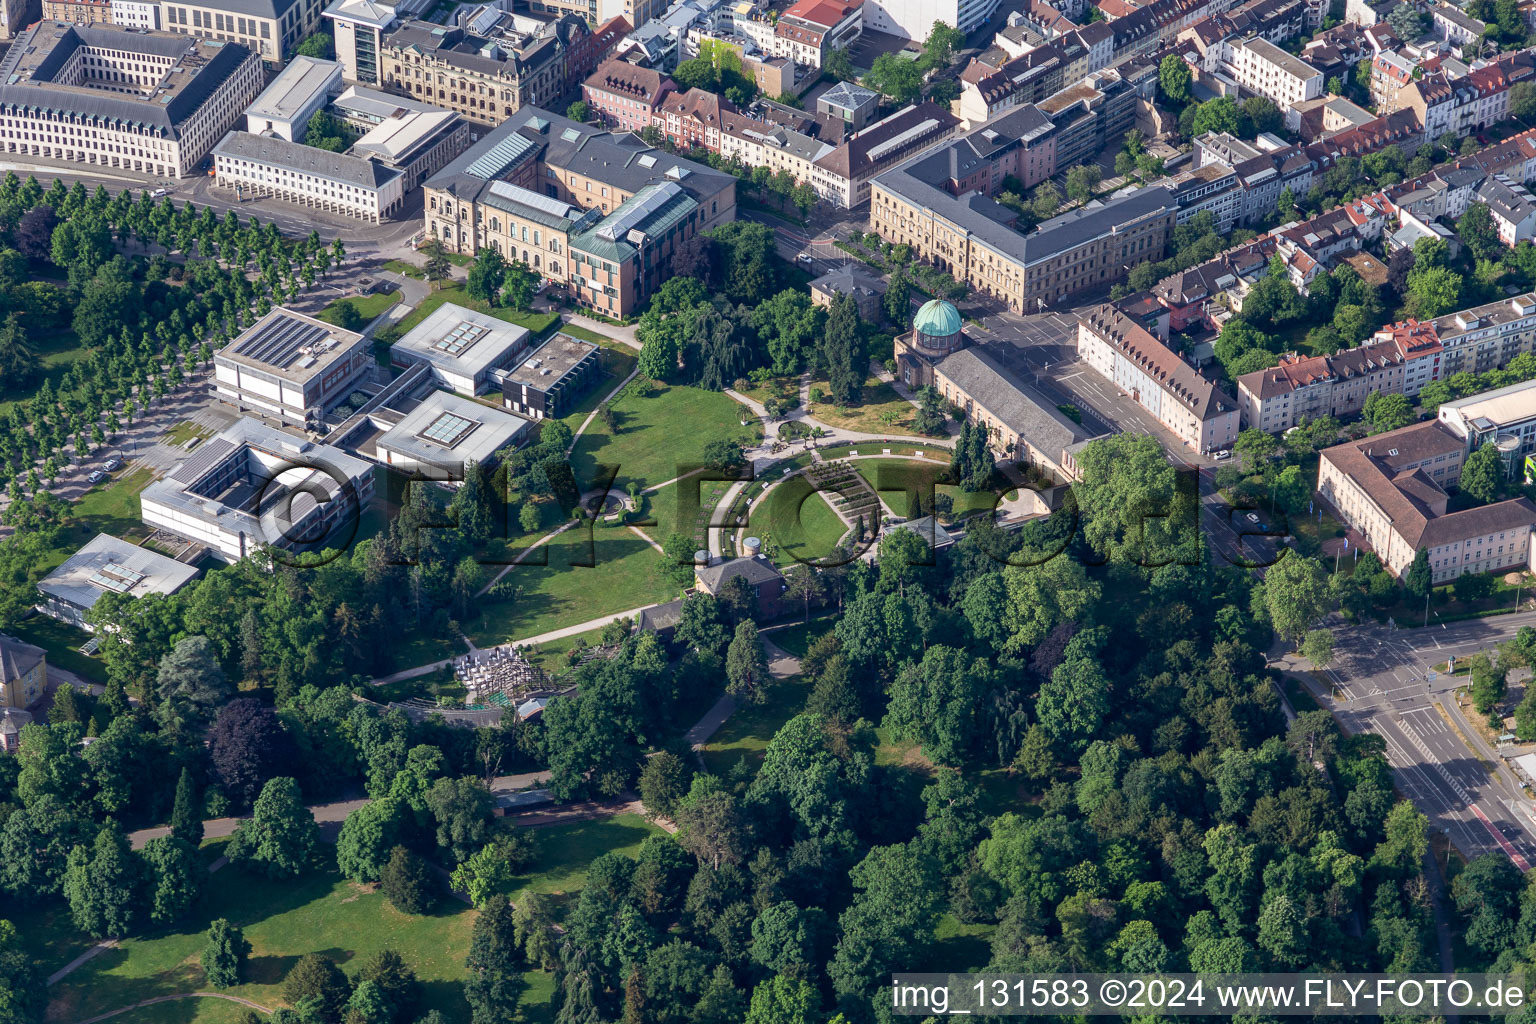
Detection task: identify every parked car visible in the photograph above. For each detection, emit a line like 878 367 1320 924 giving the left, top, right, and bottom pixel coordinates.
86 470 106 484
1245 512 1260 524
1214 449 1231 460
103 456 123 471
150 187 170 198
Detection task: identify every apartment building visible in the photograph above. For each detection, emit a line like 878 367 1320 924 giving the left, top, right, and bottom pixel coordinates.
583 60 675 133
42 0 111 23
1478 173 1536 245
1318 420 1536 582
0 23 263 178
1077 303 1240 452
772 0 862 68
1235 340 1407 431
161 0 322 64
1227 35 1323 111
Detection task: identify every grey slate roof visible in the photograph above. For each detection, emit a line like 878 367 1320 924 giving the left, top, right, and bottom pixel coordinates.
214 130 403 189
935 347 1089 461
37 533 202 615
0 23 256 140
0 634 45 686
696 555 784 591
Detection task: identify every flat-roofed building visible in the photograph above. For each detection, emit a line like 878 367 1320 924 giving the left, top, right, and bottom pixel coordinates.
375 389 535 479
500 333 601 419
0 23 264 178
337 86 469 191
1228 35 1323 112
246 56 343 140
212 129 406 222
389 302 533 395
141 417 376 563
324 0 397 84
1318 419 1536 582
1077 302 1240 453
37 533 202 630
1438 378 1536 456
213 307 372 428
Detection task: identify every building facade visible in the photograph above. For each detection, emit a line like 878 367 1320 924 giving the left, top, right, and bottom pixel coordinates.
213 130 407 222
161 0 323 63
0 23 264 178
213 307 373 427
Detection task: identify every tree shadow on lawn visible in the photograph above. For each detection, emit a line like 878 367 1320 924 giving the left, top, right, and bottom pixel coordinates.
418 978 476 1020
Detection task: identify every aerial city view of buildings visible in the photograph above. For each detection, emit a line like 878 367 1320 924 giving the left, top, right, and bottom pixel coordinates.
15 0 1536 1016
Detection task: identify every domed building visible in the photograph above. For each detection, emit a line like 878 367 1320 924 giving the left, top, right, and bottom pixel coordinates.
895 299 967 388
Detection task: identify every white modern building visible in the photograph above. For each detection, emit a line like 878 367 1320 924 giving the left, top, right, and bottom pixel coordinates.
37 533 202 630
140 417 376 563
375 389 535 479
335 86 469 191
863 0 996 37
323 0 398 84
212 129 406 222
245 54 343 140
1229 36 1324 113
0 23 264 178
213 307 372 429
1439 378 1536 458
111 0 162 29
388 303 534 396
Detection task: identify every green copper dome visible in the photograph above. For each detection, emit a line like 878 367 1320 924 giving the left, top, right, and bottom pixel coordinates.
913 299 961 337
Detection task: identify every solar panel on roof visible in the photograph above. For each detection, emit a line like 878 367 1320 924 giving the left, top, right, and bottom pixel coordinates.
416 411 479 448
169 436 238 485
233 314 329 370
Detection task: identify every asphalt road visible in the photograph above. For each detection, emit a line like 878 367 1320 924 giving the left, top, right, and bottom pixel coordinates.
1316 613 1536 866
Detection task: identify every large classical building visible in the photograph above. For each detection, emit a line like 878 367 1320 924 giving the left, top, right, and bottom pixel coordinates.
213 130 407 222
871 154 1178 311
0 23 263 178
423 107 736 315
1318 420 1536 582
1077 303 1240 453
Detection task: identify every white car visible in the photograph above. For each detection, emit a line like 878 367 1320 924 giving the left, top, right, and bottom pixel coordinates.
150 187 170 198
796 253 813 264
86 470 106 484
1213 449 1232 460
103 456 123 471
1245 512 1260 524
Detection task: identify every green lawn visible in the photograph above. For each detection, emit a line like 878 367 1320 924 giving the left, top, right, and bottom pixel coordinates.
807 373 924 435
569 382 759 494
635 476 734 551
764 617 834 659
7 614 104 684
557 348 638 438
0 331 89 415
931 914 996 973
466 525 678 646
101 996 262 1024
11 898 93 979
701 674 810 778
758 479 849 566
509 814 664 905
850 458 1002 520
389 287 559 339
161 421 215 446
318 290 402 327
382 258 425 279
47 862 478 1024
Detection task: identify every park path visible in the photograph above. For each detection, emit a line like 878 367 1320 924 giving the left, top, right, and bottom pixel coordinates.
72 993 274 1024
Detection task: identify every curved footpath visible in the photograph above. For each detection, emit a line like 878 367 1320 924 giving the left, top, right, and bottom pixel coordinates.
73 992 274 1024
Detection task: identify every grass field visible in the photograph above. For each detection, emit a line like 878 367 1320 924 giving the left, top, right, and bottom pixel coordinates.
701 674 810 778
758 479 848 566
557 348 638 438
388 287 559 339
47 862 477 1024
807 373 924 435
98 996 263 1024
765 617 834 659
161 421 215 446
635 476 735 551
569 382 759 494
510 813 664 906
318 290 402 326
382 258 424 279
466 525 678 645
6 614 103 684
850 459 1002 519
0 331 89 414
11 898 93 979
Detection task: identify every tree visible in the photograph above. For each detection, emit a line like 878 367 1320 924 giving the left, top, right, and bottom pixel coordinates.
171 767 203 846
465 898 523 1024
567 99 590 122
1460 443 1502 504
62 823 143 938
863 52 923 104
14 203 58 258
201 919 250 989
228 776 318 879
725 620 769 704
1262 554 1329 646
1031 181 1061 220
639 750 692 820
1407 265 1462 319
1159 53 1192 105
1469 652 1507 714
820 293 862 405
501 259 538 311
1512 80 1536 121
336 797 407 883
1405 548 1433 599
1302 628 1335 669
381 845 441 915
1363 391 1415 434
1191 96 1241 137
141 836 203 926
304 110 353 152
918 20 963 71
451 831 533 907
0 314 37 387
1387 2 1425 38
1459 202 1502 262
209 698 295 807
1241 96 1283 136
283 953 352 1023
355 949 421 1022
155 635 230 736
421 239 451 285
824 47 854 82
883 266 911 325
464 247 505 305
1065 164 1102 204
425 776 495 863
294 31 334 58
746 976 819 1024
